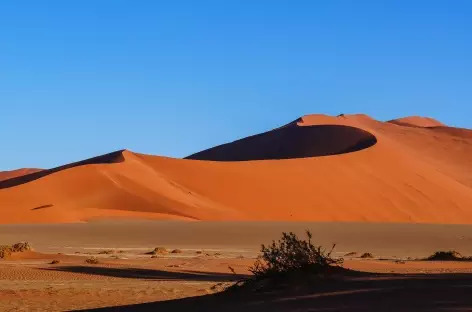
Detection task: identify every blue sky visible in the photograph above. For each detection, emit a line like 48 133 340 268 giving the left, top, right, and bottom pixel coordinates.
1 0 471 170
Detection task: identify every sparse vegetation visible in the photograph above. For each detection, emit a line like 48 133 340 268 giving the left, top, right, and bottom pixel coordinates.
425 251 471 261
196 251 203 254
98 250 115 255
0 242 32 259
228 265 236 274
171 249 182 254
0 246 12 259
146 247 168 255
85 257 100 264
344 252 357 257
249 231 343 279
11 242 32 252
360 252 374 259
50 260 60 264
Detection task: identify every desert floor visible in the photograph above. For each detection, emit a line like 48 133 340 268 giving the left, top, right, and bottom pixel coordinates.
1 221 472 311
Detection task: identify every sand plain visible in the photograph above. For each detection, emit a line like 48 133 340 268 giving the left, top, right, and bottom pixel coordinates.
1 221 472 311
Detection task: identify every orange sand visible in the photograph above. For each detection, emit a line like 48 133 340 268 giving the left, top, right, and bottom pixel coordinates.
0 114 471 224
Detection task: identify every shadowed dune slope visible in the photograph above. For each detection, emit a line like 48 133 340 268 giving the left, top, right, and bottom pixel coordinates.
186 124 377 161
0 150 125 189
0 168 42 182
0 114 472 224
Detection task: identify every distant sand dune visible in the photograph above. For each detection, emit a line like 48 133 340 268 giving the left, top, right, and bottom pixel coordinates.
388 116 445 128
0 114 471 224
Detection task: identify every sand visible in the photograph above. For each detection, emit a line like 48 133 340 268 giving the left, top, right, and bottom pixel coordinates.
0 113 471 224
1 221 472 311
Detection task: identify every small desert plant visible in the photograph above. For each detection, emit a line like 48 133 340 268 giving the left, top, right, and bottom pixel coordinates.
0 246 12 259
98 250 115 255
11 242 32 252
85 257 100 264
0 242 33 258
344 252 357 257
360 252 373 259
426 251 465 261
249 231 343 278
228 265 237 274
171 249 182 254
196 250 203 254
146 247 168 255
50 260 60 264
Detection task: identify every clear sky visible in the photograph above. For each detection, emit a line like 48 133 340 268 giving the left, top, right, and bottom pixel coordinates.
1 0 471 170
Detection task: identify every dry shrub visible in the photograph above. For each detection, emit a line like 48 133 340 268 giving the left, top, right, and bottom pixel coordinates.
98 250 115 255
344 252 357 257
146 247 168 255
171 249 183 254
426 251 470 261
1 242 32 259
50 260 60 265
85 257 100 264
0 246 12 259
250 231 343 279
11 242 32 252
360 252 374 259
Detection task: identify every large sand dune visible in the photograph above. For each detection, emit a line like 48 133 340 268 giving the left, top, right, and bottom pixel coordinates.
1 114 471 224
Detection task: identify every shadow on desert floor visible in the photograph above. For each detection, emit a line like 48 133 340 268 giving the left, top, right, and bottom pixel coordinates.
43 266 248 282
77 271 472 312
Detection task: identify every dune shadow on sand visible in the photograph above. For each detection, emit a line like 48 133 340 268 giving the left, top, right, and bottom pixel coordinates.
42 265 248 282
76 270 472 312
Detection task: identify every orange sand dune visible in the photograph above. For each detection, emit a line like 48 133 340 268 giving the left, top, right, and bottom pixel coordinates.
0 114 471 224
0 168 42 182
388 116 445 128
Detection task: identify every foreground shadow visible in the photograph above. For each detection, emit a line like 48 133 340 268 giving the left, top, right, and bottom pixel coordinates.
43 266 247 282
77 271 472 312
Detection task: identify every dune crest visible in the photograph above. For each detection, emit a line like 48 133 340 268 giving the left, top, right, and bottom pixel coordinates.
0 113 471 224
0 150 126 189
388 116 445 128
0 168 42 182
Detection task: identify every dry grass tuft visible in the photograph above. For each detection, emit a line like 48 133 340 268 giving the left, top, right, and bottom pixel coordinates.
85 257 100 264
98 250 115 255
360 252 374 259
146 247 168 255
344 252 357 257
